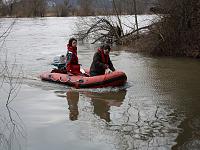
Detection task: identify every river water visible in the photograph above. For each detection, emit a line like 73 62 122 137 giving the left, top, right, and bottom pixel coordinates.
0 16 200 150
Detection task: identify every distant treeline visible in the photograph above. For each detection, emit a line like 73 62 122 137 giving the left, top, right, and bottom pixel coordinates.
0 0 155 17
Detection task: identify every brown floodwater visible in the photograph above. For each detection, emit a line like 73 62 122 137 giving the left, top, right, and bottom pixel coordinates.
0 17 200 150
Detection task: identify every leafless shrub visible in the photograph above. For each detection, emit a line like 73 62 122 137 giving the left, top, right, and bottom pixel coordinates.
150 0 200 57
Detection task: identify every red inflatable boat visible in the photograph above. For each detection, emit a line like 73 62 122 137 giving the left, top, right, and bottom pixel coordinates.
40 69 127 88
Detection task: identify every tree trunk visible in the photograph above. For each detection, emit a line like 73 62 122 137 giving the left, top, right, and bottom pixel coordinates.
133 0 139 37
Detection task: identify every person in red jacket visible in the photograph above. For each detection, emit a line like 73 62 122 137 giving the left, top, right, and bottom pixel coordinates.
90 44 115 76
66 38 80 74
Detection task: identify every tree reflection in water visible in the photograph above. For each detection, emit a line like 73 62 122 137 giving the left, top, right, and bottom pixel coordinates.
0 20 25 150
0 68 25 150
62 88 182 149
0 61 25 149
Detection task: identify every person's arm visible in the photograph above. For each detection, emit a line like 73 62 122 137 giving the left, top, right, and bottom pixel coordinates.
66 51 73 63
108 56 115 71
66 51 78 64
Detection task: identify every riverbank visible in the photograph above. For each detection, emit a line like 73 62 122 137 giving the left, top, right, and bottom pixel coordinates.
129 30 200 58
133 1 200 58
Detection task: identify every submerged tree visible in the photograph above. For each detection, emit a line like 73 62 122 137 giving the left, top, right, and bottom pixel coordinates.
74 0 151 45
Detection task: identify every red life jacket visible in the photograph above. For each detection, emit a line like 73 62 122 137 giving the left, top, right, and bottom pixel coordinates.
98 48 108 64
67 45 78 63
66 45 80 74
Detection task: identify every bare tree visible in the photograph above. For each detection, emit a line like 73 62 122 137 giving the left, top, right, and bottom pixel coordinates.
112 0 124 36
56 0 71 17
150 0 200 57
133 0 139 37
75 17 123 44
74 0 152 45
2 0 18 17
14 0 46 17
0 0 4 15
1 0 16 16
32 0 46 17
79 0 94 16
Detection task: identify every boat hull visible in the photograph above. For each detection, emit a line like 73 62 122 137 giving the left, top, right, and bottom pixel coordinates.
40 71 127 88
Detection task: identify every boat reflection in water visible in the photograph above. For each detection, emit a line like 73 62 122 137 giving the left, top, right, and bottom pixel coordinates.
66 89 127 122
66 90 79 121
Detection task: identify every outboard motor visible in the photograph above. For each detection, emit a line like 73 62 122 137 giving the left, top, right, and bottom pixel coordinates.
52 55 66 69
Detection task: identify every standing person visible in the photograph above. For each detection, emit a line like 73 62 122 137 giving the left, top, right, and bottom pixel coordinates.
90 44 115 76
66 38 80 74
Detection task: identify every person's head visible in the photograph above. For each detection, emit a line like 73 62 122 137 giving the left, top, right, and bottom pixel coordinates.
102 44 111 55
68 38 77 48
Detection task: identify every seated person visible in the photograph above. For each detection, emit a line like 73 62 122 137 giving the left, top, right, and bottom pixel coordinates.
66 38 80 74
90 44 115 76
